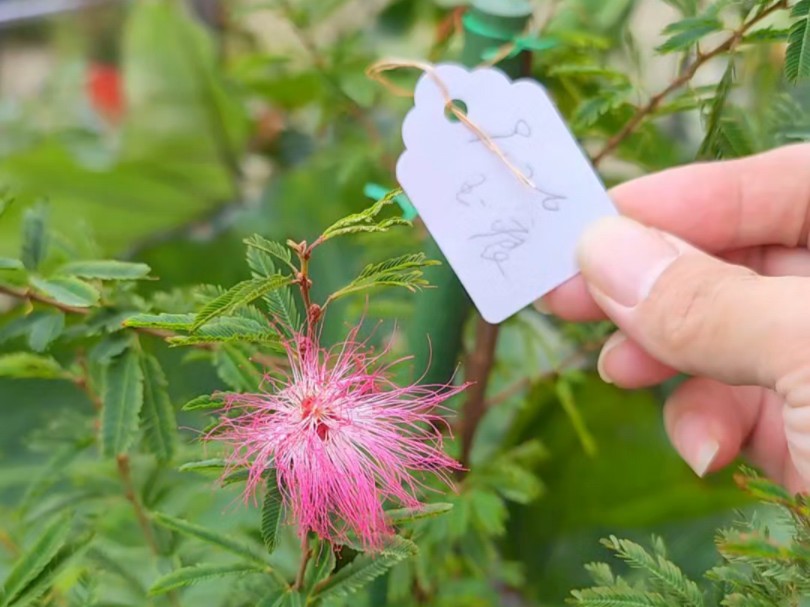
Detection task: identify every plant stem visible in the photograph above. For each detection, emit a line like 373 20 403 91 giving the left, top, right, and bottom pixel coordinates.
294 534 312 591
116 455 160 555
114 455 181 607
0 284 283 369
591 0 788 167
458 317 501 470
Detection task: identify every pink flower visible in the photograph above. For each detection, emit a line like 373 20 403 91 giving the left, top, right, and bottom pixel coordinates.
209 325 466 549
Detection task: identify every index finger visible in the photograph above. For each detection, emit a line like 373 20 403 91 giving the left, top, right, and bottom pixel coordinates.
613 143 810 251
542 143 810 320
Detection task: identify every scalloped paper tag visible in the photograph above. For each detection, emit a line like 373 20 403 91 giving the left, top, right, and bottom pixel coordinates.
396 63 617 324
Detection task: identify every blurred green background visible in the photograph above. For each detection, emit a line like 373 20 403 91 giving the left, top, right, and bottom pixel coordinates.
1 0 807 605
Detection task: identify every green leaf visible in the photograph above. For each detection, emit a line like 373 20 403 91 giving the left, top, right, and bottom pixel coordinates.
555 378 597 457
149 564 261 595
0 353 66 379
193 276 292 331
6 532 93 607
214 344 262 391
181 394 224 411
311 536 418 602
59 260 152 280
657 18 722 53
734 471 794 503
584 562 616 587
329 253 439 302
601 536 704 607
89 333 133 363
244 238 301 333
123 313 195 330
570 586 671 607
178 458 228 473
469 489 507 536
20 203 48 271
785 12 810 83
548 64 630 82
152 512 270 567
574 87 631 128
263 285 301 336
261 469 283 553
1 515 70 607
742 26 790 43
793 0 810 17
698 63 736 159
319 191 409 242
0 258 23 270
271 591 305 607
100 349 145 457
140 354 178 462
255 588 286 607
661 0 698 16
29 277 99 308
0 191 13 219
168 316 280 347
303 543 336 591
385 503 454 524
244 235 295 272
26 312 64 352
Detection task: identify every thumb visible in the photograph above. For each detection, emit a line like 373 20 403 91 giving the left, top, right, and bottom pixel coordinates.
576 216 810 394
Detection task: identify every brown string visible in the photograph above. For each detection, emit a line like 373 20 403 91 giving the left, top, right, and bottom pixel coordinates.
366 59 536 189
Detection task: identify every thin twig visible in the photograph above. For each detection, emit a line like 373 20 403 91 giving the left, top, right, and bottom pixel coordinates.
72 355 103 412
114 456 181 607
116 455 160 555
0 284 283 369
458 318 501 470
293 534 311 591
591 0 788 167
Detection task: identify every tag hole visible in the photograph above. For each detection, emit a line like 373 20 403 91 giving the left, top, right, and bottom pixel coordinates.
444 99 468 123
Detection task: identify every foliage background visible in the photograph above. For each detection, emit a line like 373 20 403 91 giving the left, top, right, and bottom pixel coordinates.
0 0 808 605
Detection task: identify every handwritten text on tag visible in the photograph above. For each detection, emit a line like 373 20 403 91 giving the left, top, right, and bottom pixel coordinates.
396 63 617 324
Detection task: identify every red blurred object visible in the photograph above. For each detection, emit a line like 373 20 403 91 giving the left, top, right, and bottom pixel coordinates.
86 63 125 125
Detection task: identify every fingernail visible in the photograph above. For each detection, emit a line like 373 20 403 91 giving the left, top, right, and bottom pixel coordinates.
577 216 680 308
533 299 551 315
597 332 626 385
672 413 720 477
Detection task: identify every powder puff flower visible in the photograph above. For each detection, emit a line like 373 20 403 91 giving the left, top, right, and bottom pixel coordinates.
210 325 466 549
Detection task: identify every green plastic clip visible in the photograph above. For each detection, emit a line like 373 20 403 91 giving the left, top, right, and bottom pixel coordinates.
364 183 418 221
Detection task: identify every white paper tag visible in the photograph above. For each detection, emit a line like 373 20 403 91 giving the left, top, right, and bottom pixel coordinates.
396 63 617 324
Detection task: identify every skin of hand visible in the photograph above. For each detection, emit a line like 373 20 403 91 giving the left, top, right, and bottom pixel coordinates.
542 143 810 493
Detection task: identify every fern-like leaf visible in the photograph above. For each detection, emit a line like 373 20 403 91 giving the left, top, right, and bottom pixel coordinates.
786 2 810 83
570 587 671 607
152 512 270 567
261 469 283 553
601 536 704 607
311 536 417 601
244 235 296 273
329 253 439 302
319 190 409 242
245 237 301 334
149 564 262 595
192 276 292 331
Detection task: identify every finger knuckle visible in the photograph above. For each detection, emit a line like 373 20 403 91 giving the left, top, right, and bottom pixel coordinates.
643 262 755 357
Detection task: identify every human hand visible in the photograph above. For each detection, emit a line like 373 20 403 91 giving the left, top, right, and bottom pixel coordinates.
542 144 810 492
